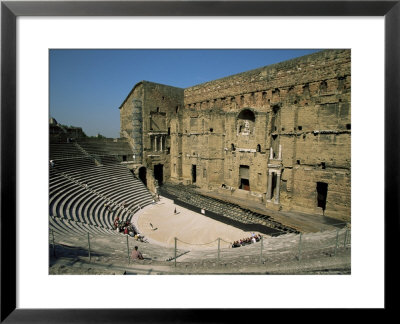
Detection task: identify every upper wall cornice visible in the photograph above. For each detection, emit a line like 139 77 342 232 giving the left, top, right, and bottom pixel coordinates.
183 49 350 104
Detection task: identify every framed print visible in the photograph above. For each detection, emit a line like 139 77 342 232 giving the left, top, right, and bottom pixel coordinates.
1 0 398 322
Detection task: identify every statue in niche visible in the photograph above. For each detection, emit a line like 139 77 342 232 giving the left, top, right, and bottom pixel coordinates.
238 120 251 135
243 120 250 134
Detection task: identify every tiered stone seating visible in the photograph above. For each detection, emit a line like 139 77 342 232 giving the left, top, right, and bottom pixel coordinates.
49 143 87 160
49 215 118 237
49 215 182 265
49 146 154 233
175 228 351 271
76 139 134 162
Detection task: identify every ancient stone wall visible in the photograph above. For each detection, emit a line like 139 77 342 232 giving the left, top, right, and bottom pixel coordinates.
119 83 144 163
120 49 351 221
120 81 184 192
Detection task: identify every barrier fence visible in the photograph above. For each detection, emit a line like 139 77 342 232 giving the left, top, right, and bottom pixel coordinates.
49 225 351 269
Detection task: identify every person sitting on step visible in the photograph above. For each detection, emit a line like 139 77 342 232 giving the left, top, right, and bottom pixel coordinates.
131 246 144 260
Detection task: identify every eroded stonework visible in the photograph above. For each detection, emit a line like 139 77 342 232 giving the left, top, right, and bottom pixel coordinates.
119 50 351 221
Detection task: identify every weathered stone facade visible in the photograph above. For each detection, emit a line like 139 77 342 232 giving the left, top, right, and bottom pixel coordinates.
119 49 351 221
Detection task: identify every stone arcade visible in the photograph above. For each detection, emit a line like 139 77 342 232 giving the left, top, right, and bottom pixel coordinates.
119 50 351 221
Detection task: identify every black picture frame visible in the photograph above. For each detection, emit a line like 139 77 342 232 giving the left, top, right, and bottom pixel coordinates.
1 0 398 322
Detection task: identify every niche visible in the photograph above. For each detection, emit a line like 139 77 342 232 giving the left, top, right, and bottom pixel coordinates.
303 83 310 96
320 80 328 94
237 109 256 136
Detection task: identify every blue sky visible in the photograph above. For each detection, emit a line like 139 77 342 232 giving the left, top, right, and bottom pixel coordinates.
49 49 321 138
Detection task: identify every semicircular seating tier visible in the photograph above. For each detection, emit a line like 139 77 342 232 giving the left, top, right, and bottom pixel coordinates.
49 143 154 233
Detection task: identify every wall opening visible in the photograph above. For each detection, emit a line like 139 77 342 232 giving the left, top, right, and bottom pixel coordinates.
320 80 328 93
303 83 310 96
338 76 346 90
154 164 164 186
316 182 328 214
239 165 250 191
240 179 250 191
191 164 197 183
271 173 277 199
138 167 147 186
271 135 278 158
271 105 281 155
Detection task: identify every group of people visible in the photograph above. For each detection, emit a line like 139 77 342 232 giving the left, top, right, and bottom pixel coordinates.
113 217 134 234
113 216 146 242
231 233 262 248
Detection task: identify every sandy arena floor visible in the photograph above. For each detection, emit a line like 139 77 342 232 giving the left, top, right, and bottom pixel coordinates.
135 196 259 250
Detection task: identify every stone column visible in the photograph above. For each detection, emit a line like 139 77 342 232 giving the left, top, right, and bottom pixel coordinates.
154 136 157 152
160 136 163 152
274 171 281 204
266 170 273 201
269 148 274 160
